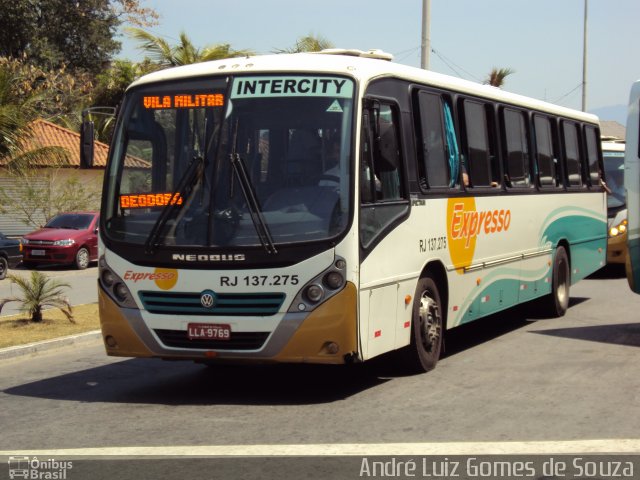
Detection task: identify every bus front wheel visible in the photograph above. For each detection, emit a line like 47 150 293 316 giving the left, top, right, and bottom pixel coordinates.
400 275 443 373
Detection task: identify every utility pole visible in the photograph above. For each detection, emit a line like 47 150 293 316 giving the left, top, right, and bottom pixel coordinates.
582 0 588 112
421 0 431 70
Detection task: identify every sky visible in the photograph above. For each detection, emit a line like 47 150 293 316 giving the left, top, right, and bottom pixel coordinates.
117 0 640 123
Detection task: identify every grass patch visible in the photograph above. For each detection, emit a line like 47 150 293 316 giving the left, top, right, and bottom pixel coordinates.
0 303 99 349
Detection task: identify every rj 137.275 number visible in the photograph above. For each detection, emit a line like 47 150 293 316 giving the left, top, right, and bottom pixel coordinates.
220 275 300 287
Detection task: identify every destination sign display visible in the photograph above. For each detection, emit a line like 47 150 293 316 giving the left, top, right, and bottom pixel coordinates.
142 93 224 109
231 76 353 99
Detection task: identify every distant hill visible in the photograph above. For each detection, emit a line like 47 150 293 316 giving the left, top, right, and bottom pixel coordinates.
589 104 626 125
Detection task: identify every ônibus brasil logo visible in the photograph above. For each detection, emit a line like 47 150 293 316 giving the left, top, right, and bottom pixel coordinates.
447 198 511 273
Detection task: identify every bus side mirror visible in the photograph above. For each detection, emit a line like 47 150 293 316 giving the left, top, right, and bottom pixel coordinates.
80 120 95 169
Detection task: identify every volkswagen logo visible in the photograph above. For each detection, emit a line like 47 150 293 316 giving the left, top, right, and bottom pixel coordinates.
200 290 217 309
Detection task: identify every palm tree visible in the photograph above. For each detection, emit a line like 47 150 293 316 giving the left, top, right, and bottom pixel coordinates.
276 34 334 53
0 271 74 323
0 64 68 170
126 28 255 68
484 67 515 88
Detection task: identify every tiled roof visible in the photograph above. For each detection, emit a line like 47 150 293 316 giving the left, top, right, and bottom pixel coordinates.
17 119 109 167
1 119 149 168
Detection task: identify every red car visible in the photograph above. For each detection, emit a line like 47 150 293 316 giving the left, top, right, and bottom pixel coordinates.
22 212 100 270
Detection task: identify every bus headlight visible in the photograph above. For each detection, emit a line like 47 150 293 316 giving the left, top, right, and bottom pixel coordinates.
289 256 347 313
609 219 628 237
101 269 116 287
305 284 325 303
324 271 344 289
114 283 130 303
99 255 138 309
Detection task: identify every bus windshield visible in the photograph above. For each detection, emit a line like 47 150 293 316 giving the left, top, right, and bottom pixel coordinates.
104 75 354 251
603 150 625 209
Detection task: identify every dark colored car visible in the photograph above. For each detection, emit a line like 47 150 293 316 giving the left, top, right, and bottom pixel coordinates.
0 232 22 280
22 212 100 270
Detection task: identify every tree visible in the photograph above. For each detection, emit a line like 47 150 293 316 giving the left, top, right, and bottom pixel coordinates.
0 62 101 228
276 34 334 53
484 67 515 88
92 59 154 108
0 61 69 165
0 1 159 74
126 28 255 68
0 56 95 126
0 271 74 323
110 0 159 28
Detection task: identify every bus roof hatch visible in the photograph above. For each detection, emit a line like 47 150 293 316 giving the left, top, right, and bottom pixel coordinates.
315 48 394 61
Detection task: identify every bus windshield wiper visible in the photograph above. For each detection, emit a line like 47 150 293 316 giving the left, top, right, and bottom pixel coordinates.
144 155 203 254
229 121 277 254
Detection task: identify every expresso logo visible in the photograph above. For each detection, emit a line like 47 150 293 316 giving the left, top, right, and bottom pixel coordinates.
447 198 511 273
123 268 178 290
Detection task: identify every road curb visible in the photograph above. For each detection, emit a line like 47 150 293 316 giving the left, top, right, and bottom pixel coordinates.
0 330 102 361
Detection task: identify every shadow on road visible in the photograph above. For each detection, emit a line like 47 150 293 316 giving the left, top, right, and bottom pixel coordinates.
3 358 391 406
587 263 626 279
440 296 590 358
531 322 640 348
4 296 604 406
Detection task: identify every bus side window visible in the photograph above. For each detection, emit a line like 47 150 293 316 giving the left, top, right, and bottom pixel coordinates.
360 112 375 203
375 104 404 201
562 120 583 187
584 125 601 187
415 91 451 189
502 108 531 187
533 115 559 188
462 99 499 188
359 100 409 249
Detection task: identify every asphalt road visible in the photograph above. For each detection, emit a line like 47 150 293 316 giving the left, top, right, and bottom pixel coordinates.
0 264 98 316
0 265 639 478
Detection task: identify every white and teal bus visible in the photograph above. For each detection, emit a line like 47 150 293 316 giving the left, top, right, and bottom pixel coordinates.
96 49 606 372
625 80 640 293
601 140 627 264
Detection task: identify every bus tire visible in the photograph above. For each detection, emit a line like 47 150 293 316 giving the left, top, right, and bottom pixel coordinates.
400 275 443 373
541 245 570 317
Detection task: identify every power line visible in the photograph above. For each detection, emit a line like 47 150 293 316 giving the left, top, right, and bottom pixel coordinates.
393 46 421 63
431 47 482 83
553 83 583 103
392 44 483 84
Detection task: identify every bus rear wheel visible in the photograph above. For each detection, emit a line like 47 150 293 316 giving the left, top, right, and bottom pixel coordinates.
540 245 570 317
400 275 443 373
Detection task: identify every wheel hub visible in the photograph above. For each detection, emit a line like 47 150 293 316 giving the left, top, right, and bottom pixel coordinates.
419 293 441 352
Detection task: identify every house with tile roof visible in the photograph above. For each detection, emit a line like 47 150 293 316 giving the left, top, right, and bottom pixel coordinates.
0 119 109 236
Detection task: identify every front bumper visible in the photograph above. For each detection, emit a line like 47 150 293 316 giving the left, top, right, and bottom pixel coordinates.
23 246 77 264
607 233 628 264
99 281 358 364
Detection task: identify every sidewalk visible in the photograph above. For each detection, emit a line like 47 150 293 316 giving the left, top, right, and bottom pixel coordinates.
0 329 102 361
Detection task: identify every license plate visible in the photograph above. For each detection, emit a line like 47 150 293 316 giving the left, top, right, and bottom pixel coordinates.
31 250 45 256
187 323 231 341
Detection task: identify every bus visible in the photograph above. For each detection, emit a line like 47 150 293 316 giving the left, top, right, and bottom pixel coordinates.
601 139 627 264
625 80 640 293
95 49 607 372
